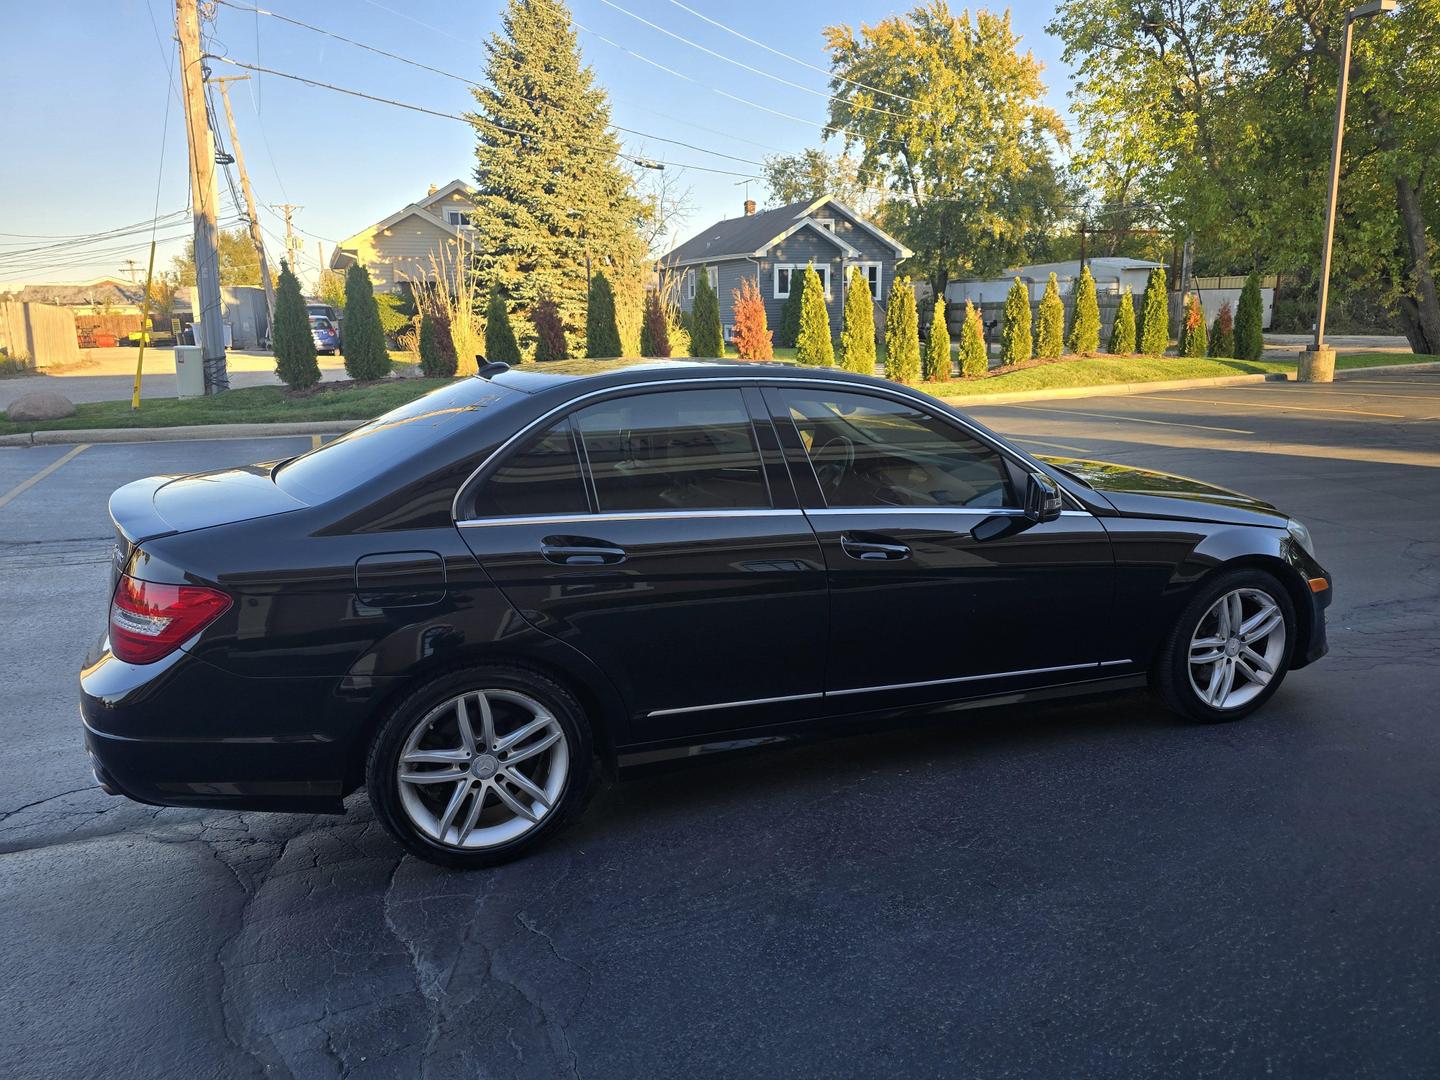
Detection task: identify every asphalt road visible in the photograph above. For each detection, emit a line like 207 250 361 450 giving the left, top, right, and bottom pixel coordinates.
2 373 1438 1079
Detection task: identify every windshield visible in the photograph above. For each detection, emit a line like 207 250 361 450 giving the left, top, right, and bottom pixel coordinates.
273 380 520 505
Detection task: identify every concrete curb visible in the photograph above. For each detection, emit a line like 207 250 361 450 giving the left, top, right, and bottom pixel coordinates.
0 419 359 448
2 362 1434 447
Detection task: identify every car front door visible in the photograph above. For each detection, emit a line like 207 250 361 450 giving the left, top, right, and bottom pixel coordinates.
457 384 828 743
764 384 1118 714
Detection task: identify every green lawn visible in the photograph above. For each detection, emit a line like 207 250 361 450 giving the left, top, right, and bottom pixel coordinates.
0 378 453 436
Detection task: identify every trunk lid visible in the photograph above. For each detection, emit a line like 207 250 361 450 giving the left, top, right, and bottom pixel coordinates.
109 463 308 558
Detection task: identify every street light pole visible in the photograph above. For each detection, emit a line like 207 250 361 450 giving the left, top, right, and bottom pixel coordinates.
1301 0 1396 383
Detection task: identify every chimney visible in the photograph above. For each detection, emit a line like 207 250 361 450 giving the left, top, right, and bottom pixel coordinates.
427 182 439 195
744 199 756 216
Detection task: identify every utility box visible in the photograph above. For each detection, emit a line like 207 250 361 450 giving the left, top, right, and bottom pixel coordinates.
173 345 206 398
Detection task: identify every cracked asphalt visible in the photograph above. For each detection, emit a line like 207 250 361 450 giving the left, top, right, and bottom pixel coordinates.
2 373 1438 1079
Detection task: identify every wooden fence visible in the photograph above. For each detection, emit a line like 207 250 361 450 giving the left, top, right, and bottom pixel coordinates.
0 302 81 369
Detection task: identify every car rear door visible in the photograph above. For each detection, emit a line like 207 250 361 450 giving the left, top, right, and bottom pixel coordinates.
457 383 828 742
763 383 1119 714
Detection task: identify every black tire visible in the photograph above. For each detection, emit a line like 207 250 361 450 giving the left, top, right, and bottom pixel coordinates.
1152 568 1297 724
366 664 595 869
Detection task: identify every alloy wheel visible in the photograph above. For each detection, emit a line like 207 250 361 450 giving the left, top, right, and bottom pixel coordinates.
1187 587 1287 711
396 689 569 849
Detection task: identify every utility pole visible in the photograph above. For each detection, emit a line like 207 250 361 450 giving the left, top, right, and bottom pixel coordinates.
121 259 142 285
213 74 275 332
177 0 229 393
271 203 303 275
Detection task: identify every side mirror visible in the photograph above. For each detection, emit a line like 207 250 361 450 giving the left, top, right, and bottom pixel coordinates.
1024 472 1063 524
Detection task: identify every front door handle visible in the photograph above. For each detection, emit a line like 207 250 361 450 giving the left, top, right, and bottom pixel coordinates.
540 536 627 566
840 534 911 561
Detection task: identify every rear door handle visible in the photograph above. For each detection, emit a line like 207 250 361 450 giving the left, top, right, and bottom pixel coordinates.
840 534 911 561
540 537 627 566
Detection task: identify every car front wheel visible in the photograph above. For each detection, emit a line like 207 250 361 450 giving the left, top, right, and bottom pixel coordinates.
1153 569 1296 723
366 665 594 868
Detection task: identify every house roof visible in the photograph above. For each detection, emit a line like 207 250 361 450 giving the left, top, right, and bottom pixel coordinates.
659 195 913 267
2 278 144 306
330 180 476 267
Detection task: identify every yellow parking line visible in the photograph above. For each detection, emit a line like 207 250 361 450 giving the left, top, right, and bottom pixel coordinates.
1135 394 1404 419
0 443 91 511
311 434 322 450
1015 437 1103 455
999 403 1253 435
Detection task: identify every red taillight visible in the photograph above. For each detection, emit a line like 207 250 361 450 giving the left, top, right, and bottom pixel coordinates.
109 574 232 664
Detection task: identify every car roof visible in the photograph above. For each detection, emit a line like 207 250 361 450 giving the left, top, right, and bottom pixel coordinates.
487 358 894 396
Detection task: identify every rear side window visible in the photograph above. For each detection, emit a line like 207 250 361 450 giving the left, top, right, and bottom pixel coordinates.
472 422 589 518
573 389 770 512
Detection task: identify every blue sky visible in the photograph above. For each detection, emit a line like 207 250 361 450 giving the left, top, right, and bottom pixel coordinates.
0 1 1075 287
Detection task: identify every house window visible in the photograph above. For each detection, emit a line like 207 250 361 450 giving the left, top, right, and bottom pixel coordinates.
706 266 718 291
445 209 473 228
773 264 830 300
848 262 882 299
816 217 836 233
685 269 696 301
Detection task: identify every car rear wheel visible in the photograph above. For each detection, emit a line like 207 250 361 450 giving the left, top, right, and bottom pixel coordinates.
1153 569 1296 723
366 665 594 868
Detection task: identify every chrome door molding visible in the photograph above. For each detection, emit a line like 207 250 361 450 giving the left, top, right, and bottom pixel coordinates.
456 508 805 529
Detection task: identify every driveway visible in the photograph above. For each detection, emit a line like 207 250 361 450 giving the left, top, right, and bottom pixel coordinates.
2 372 1438 1078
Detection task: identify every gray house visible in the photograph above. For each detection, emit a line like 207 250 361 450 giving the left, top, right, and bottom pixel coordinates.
659 196 914 341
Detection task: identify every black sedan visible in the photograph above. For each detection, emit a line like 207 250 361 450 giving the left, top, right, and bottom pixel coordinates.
81 360 1331 868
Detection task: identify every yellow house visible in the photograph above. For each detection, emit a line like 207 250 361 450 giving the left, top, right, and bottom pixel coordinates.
329 180 476 295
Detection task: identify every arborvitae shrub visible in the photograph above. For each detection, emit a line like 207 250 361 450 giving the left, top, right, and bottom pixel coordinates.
1000 277 1032 365
1180 293 1209 357
885 277 921 384
731 276 773 360
839 267 877 374
1234 272 1264 361
1209 300 1235 358
1067 264 1100 355
795 263 834 367
585 271 623 358
484 287 521 365
778 270 805 347
1109 286 1137 354
640 289 670 357
341 264 391 380
1137 266 1170 355
272 260 320 389
923 297 951 381
689 268 724 357
959 300 987 377
1035 272 1065 359
531 296 567 362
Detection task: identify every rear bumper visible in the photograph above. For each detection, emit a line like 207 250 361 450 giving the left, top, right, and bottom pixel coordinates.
79 643 387 813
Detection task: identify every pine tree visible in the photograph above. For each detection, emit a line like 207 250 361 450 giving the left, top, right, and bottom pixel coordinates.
584 271 623 358
340 264 390 380
1209 300 1235 358
640 289 670 357
1137 266 1170 355
1179 293 1209 357
838 267 877 374
1000 277 1032 365
484 287 521 364
923 297 951 381
271 260 320 389
689 268 724 357
1109 286 1137 354
729 276 773 360
795 263 834 367
418 308 458 377
1234 272 1264 361
471 0 646 353
778 270 806 347
884 277 920 384
959 300 988 377
1067 264 1100 355
531 296 567 361
1035 272 1065 359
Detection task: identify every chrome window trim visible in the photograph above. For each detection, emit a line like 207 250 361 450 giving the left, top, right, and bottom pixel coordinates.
451 375 1054 523
457 508 802 529
801 506 1094 519
645 659 1136 717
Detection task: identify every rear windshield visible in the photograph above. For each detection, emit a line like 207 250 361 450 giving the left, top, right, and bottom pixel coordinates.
273 379 520 505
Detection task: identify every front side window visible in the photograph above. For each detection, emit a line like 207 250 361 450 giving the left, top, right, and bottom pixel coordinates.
785 390 1015 510
472 421 589 519
574 389 770 512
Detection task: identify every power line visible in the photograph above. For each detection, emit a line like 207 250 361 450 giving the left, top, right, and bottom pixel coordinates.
203 54 763 178
215 1 768 169
592 0 905 120
662 0 923 108
0 213 192 264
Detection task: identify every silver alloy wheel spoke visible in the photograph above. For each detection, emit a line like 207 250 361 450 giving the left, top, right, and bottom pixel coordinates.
1188 587 1287 711
396 688 569 850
